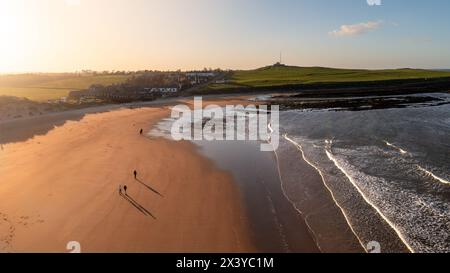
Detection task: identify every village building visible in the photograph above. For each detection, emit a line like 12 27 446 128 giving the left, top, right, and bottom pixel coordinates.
186 72 216 85
68 84 180 103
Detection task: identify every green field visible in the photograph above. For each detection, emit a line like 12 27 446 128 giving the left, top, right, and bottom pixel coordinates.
0 74 130 101
223 66 450 88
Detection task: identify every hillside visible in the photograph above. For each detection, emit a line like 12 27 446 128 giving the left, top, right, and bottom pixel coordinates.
209 65 450 90
0 73 130 101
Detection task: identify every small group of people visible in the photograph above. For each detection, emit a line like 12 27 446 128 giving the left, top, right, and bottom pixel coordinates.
119 184 127 195
119 170 139 195
117 127 142 196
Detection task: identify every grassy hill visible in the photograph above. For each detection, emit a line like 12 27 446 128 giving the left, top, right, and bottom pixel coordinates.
3 67 450 100
209 65 450 90
0 73 130 101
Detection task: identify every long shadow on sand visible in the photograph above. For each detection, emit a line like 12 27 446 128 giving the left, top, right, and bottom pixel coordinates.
120 192 156 219
135 178 164 197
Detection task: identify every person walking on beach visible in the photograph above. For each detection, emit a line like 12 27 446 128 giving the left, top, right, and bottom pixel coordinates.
133 170 138 179
119 184 122 195
123 185 128 195
140 129 143 135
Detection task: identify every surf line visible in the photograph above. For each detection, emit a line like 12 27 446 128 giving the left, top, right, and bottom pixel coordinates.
273 151 323 252
417 165 450 185
325 150 415 253
266 125 322 251
271 137 323 252
384 141 408 155
384 140 449 186
283 134 368 253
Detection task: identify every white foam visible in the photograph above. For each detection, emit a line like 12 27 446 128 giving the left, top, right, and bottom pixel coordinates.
283 134 368 252
329 144 450 252
417 165 450 185
384 141 449 186
325 149 415 253
385 141 408 155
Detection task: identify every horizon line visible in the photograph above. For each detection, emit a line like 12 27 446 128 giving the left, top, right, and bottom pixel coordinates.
1 64 449 75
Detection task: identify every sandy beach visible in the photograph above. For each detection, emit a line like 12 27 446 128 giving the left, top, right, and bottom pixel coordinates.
0 104 256 252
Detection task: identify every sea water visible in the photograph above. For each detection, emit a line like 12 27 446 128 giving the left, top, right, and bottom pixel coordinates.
149 93 450 253
277 93 450 253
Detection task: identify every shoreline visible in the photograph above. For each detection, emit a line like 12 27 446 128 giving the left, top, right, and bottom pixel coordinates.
0 95 367 253
192 140 320 253
0 95 255 145
193 77 450 96
0 97 190 144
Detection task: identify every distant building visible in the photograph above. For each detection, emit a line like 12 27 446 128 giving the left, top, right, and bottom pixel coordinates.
186 72 216 85
186 72 216 77
68 84 180 103
273 62 286 67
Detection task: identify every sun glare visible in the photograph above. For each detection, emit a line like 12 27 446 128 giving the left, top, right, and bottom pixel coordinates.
0 0 27 72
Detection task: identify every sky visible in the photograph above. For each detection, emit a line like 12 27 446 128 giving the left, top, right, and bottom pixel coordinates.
0 0 450 72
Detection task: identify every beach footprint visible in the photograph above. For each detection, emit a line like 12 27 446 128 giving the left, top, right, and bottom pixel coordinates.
0 213 15 253
0 212 46 252
17 215 45 227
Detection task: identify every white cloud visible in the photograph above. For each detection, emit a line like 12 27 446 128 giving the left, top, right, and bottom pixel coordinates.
329 21 382 37
367 0 382 6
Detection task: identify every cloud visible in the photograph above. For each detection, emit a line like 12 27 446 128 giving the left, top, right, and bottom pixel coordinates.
329 21 382 37
367 0 382 6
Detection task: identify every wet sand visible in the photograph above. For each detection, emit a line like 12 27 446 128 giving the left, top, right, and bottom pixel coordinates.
194 140 321 253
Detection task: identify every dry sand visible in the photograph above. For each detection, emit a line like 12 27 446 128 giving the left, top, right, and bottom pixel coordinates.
0 105 256 252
